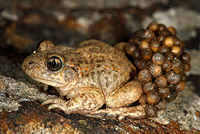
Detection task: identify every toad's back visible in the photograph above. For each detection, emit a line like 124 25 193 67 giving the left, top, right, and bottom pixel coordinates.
64 40 136 94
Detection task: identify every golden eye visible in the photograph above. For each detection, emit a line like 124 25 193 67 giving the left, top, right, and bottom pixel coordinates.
47 56 62 71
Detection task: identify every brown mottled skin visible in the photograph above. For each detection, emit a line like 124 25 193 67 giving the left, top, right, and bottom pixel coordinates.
22 39 146 118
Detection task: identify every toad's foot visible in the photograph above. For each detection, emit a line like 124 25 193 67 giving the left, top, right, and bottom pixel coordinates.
89 105 146 119
41 98 72 113
41 98 65 106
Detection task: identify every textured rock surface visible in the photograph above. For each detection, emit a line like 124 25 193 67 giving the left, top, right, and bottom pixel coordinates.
142 7 200 40
1 101 199 134
188 50 200 75
0 48 199 133
152 82 200 130
0 0 200 133
0 56 56 112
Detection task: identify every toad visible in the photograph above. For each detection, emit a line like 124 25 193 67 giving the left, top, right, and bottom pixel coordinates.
22 39 145 118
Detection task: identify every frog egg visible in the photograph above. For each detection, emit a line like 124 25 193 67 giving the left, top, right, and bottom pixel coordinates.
172 46 182 57
174 37 182 46
144 104 158 117
142 30 156 42
132 50 140 59
138 69 152 83
176 81 185 92
149 63 162 78
172 57 182 71
147 22 159 32
156 99 167 110
134 59 142 70
162 60 172 72
139 40 150 50
158 46 170 53
158 24 167 31
155 75 167 88
158 29 171 37
167 26 177 35
183 63 191 72
141 49 153 60
164 36 175 47
150 40 160 52
139 59 148 69
124 21 191 116
165 91 178 102
143 82 156 93
158 87 170 98
165 71 180 84
164 52 174 61
146 92 160 105
182 52 191 63
152 53 166 65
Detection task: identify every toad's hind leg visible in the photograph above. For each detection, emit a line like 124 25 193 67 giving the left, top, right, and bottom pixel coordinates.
106 80 143 108
93 80 145 118
90 104 146 119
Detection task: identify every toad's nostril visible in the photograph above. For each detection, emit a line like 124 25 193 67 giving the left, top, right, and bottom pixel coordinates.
29 61 34 65
27 61 35 69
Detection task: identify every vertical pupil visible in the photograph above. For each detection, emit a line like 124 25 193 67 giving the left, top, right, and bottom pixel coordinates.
51 60 56 67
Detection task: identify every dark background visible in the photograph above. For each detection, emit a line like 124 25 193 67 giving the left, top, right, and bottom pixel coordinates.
0 0 200 133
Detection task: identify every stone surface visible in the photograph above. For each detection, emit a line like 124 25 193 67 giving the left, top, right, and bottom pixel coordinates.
188 50 200 75
142 7 200 40
152 82 200 130
0 0 200 133
0 47 200 133
0 0 199 52
0 56 56 112
1 101 199 134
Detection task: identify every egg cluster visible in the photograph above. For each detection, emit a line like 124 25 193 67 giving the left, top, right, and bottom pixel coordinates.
127 22 191 117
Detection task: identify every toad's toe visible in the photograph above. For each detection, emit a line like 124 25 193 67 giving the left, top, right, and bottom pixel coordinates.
47 103 71 114
41 98 64 106
47 104 64 110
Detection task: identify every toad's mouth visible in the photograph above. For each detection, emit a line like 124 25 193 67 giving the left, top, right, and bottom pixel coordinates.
31 76 64 87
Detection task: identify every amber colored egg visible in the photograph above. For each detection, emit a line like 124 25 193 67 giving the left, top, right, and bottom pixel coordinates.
145 105 158 117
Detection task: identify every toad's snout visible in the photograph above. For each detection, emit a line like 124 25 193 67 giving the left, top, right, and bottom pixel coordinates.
22 57 35 74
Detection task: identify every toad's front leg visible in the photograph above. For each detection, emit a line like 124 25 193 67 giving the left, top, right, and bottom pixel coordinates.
42 87 105 114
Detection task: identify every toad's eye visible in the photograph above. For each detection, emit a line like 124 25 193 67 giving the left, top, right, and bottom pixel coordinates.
47 56 63 71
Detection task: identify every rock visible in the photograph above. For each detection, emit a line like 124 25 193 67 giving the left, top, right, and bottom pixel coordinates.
1 0 200 133
152 82 200 130
0 56 56 112
0 52 199 133
142 7 200 40
188 50 200 75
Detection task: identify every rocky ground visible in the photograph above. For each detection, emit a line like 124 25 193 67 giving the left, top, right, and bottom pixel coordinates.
0 0 200 133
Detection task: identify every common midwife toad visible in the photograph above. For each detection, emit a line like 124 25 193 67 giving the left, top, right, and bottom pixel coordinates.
22 39 145 118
